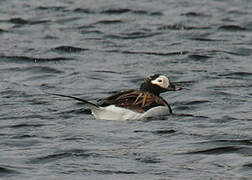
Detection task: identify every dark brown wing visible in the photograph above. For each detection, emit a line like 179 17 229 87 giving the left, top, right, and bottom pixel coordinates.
98 90 170 113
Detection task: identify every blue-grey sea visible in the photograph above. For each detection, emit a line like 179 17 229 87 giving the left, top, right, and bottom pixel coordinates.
0 0 251 179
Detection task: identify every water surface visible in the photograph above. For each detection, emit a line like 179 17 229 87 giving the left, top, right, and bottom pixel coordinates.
0 0 252 179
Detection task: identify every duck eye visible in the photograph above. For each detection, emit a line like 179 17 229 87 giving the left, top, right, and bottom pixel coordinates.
158 79 162 83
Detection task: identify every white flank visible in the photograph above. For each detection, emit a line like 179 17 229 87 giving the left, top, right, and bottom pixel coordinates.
89 105 171 120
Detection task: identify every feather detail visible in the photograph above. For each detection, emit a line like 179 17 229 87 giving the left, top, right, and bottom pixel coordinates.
98 90 170 113
133 93 143 105
142 94 147 106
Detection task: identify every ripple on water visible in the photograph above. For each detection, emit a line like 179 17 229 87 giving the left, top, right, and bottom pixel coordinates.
181 12 211 17
73 7 162 16
3 17 50 25
53 46 89 53
218 25 247 31
218 72 252 80
157 24 211 30
0 55 73 63
200 139 252 146
0 166 20 177
35 6 67 12
183 146 252 155
28 149 100 164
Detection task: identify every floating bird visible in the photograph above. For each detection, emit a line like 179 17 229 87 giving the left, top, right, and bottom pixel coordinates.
52 74 181 120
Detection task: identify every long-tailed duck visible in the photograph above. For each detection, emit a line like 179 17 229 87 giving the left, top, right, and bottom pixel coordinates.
52 74 181 120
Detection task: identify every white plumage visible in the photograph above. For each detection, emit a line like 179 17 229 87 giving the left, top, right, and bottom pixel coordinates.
89 104 171 120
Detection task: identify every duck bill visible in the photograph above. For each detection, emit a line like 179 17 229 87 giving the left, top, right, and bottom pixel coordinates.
167 83 182 91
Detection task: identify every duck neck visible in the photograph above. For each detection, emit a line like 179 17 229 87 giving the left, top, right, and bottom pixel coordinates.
140 82 160 96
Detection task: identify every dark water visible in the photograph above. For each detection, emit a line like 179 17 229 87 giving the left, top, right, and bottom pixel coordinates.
0 0 252 179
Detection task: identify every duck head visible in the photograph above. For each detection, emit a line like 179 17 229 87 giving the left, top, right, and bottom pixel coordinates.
140 74 181 96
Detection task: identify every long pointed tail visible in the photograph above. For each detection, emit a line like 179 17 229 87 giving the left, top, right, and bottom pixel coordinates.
50 93 100 109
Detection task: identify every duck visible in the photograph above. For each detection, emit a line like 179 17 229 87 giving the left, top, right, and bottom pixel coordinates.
52 74 181 120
